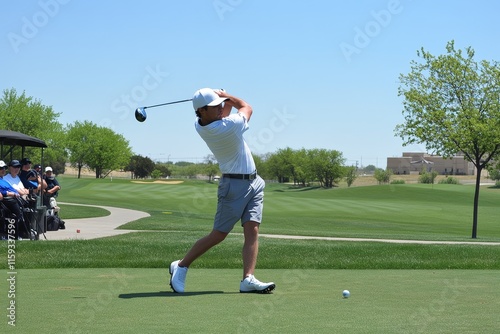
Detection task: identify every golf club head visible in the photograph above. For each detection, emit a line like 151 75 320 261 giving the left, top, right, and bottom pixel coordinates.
135 107 147 122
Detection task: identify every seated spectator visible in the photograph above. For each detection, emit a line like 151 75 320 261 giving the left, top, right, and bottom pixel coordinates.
34 164 42 175
43 166 61 210
4 160 30 198
0 160 26 240
19 158 43 195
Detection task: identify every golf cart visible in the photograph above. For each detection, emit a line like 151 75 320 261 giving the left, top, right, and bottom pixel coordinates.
0 130 48 240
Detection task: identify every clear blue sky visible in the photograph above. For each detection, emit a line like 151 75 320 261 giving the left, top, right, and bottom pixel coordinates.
2 0 499 168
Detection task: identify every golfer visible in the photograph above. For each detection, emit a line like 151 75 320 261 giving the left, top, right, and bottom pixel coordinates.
169 88 275 294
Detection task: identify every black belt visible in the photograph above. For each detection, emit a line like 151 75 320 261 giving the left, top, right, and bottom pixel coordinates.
222 172 257 180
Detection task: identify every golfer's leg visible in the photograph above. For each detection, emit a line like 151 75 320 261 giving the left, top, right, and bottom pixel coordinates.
242 221 259 279
179 229 228 267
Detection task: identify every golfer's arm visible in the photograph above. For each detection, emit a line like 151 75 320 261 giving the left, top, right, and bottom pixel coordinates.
224 95 253 121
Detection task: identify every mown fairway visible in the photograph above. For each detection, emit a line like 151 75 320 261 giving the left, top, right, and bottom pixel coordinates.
57 176 500 241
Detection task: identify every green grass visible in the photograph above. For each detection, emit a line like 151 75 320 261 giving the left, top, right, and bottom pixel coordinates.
59 204 110 219
3 269 499 333
57 176 500 241
11 232 500 269
2 176 500 333
2 176 499 271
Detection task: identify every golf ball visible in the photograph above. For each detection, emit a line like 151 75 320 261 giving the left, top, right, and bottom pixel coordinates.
342 290 350 298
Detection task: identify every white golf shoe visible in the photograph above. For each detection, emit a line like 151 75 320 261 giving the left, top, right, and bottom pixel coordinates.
239 274 275 294
169 260 188 293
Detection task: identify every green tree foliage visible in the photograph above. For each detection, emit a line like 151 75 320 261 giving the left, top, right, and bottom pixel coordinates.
66 121 132 178
151 170 162 179
266 150 290 183
265 147 345 188
252 153 269 179
345 166 358 187
292 148 311 186
487 161 500 186
395 41 500 238
0 88 67 165
374 168 392 184
125 155 155 179
418 169 438 184
307 148 345 188
154 163 172 178
204 155 220 182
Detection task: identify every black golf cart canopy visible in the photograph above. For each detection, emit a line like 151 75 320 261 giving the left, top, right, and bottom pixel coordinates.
0 130 47 161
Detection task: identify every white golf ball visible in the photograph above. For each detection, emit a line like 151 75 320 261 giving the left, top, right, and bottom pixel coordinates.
342 290 350 298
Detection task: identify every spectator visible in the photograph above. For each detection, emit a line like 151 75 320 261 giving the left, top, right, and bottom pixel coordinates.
0 160 26 240
4 160 29 198
34 164 42 175
43 166 61 210
19 157 42 194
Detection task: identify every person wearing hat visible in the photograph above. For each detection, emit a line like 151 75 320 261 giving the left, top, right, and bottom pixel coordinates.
3 160 29 197
42 166 61 209
19 157 44 195
0 160 26 239
169 88 275 294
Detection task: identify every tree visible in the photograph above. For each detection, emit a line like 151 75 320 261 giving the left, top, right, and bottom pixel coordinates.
487 161 500 186
155 163 172 178
307 149 345 188
0 88 67 164
374 168 392 184
266 149 291 183
418 168 438 184
66 121 132 178
363 164 377 174
204 155 220 181
292 148 312 186
86 127 132 178
66 121 95 178
253 153 269 180
125 155 155 179
395 41 500 238
345 166 358 187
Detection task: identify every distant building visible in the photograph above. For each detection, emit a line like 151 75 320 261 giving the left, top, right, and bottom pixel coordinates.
387 152 475 175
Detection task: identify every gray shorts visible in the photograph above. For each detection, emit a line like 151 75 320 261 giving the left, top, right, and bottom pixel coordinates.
213 175 265 233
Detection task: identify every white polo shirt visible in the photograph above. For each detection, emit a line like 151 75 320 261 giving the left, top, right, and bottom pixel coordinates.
195 113 256 174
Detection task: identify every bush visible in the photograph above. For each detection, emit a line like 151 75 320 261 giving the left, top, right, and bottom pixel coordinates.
419 170 438 184
438 176 460 184
390 179 405 184
374 168 392 184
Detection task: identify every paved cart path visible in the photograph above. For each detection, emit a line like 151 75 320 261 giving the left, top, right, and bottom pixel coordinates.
41 202 150 240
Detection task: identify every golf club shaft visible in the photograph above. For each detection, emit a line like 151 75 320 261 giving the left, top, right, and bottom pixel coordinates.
144 99 192 109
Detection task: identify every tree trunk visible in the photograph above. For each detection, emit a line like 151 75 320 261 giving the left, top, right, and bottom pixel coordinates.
471 166 482 239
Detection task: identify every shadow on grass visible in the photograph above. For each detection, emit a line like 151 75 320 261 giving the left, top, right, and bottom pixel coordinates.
118 290 229 298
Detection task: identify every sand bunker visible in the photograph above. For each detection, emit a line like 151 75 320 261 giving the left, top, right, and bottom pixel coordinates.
131 180 184 184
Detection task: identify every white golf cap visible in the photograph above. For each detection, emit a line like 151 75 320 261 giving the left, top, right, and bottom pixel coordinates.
45 166 53 172
192 88 228 111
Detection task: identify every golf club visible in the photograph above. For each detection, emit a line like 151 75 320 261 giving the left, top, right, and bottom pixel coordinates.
135 99 192 122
